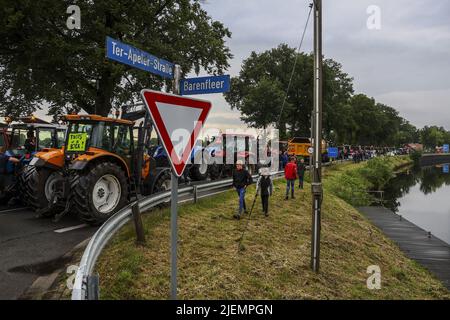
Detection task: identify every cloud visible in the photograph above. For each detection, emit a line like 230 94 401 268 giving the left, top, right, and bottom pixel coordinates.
202 0 450 129
29 1 450 132
377 88 450 128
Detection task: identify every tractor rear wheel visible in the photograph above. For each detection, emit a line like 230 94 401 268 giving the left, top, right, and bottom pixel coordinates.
21 165 64 217
208 162 223 180
71 162 128 225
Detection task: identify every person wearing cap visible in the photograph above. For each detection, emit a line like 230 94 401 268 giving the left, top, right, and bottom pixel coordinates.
24 129 36 154
232 160 253 219
256 167 273 217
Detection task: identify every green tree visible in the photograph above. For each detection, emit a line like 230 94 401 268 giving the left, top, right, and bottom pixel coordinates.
420 126 447 149
345 94 380 145
395 119 419 145
0 0 232 118
224 44 354 139
340 94 417 147
240 77 287 129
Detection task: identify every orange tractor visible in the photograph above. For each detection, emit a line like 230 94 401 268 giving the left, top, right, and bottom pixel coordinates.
22 112 172 224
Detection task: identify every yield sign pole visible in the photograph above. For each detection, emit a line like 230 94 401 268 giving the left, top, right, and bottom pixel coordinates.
171 64 181 300
140 70 212 300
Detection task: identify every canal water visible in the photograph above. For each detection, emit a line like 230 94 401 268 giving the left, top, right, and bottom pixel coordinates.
383 163 450 245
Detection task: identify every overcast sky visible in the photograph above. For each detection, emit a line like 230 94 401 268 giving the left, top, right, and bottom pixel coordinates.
32 1 450 132
192 0 450 131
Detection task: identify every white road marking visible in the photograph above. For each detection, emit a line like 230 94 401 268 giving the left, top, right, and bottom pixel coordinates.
0 207 29 214
54 224 88 233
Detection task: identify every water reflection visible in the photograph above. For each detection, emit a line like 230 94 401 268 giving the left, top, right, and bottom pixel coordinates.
383 164 450 244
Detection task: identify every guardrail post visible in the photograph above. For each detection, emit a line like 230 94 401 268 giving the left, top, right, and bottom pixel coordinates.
87 274 99 300
193 185 198 203
132 202 146 245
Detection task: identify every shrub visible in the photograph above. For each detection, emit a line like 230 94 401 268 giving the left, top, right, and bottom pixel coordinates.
358 157 394 190
409 150 423 167
325 171 373 206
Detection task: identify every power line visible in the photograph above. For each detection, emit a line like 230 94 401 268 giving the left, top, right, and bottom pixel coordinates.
277 3 313 125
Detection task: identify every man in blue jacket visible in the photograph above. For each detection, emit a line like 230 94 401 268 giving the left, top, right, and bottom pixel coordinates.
232 160 253 219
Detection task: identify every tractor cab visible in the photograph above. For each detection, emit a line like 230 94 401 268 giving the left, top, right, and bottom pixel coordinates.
5 117 66 172
0 123 10 153
9 123 66 161
202 133 260 179
64 115 135 170
0 118 66 203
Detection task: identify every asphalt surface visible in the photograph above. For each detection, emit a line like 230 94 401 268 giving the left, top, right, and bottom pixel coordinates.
0 204 97 300
0 173 275 300
0 178 227 300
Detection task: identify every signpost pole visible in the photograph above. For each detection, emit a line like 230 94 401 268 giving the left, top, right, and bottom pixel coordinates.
170 64 181 300
170 170 178 299
311 0 323 273
140 65 212 300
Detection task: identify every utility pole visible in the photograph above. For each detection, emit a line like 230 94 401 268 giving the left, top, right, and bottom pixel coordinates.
311 0 323 273
171 64 181 299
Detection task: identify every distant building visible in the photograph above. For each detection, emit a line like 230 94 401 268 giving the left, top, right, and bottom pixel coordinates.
405 143 423 151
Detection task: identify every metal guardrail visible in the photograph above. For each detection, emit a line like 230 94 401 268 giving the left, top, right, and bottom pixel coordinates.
71 171 284 300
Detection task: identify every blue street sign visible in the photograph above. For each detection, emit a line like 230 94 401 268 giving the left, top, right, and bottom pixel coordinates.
180 75 230 95
106 36 174 79
443 144 449 153
443 164 449 174
328 147 339 158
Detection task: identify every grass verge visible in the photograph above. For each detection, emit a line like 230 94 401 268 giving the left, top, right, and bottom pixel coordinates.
95 156 449 299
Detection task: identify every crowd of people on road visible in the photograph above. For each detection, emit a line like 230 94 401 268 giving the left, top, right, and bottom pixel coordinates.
337 146 411 162
349 148 374 163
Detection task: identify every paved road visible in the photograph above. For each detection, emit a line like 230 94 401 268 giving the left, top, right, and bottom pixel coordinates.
0 172 280 300
0 206 97 300
0 178 227 300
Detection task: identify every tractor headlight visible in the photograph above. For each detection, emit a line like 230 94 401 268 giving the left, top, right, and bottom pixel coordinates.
29 157 45 167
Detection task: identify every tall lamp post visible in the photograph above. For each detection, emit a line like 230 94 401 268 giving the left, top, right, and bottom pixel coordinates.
310 0 323 273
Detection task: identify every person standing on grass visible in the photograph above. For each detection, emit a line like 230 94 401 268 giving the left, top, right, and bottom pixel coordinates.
297 157 306 189
232 160 253 220
284 156 297 200
257 167 273 217
281 151 289 169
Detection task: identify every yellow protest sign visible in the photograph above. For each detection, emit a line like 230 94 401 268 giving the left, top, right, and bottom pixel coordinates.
67 133 87 152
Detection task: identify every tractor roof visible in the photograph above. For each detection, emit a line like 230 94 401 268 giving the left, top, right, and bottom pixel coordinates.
19 116 50 124
11 123 66 130
63 114 134 126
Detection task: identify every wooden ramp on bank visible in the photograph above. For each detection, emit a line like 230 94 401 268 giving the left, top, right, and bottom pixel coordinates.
358 206 450 290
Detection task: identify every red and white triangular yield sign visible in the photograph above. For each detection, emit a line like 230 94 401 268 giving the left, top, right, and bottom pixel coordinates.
140 89 212 177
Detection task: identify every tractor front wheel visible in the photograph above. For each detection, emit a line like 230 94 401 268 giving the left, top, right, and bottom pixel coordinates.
71 162 128 225
22 166 64 217
153 170 171 193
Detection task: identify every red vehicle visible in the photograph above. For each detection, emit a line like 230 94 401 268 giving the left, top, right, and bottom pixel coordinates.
204 133 261 179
